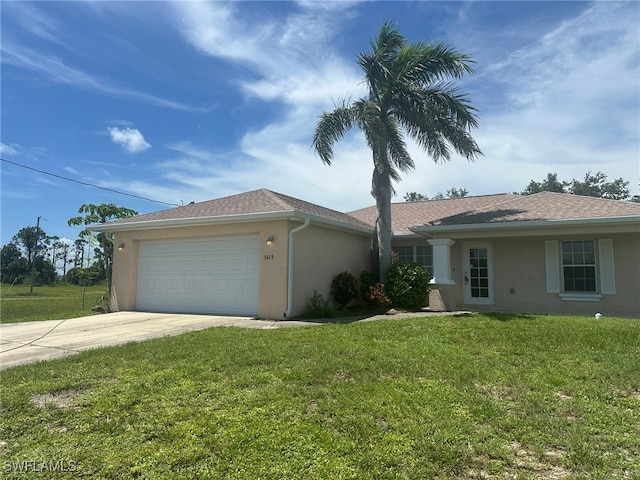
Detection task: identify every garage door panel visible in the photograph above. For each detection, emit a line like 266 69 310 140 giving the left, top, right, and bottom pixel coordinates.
136 236 259 315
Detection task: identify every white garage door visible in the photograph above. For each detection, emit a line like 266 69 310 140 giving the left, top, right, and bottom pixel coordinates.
136 236 260 315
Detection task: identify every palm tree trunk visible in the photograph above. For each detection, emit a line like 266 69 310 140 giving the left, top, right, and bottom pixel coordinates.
372 163 393 283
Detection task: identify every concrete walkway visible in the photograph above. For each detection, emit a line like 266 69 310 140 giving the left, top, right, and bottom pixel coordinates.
0 312 322 370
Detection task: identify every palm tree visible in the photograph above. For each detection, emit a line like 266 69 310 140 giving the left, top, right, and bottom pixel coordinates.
313 21 482 281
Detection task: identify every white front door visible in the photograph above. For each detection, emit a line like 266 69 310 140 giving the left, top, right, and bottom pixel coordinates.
463 243 495 305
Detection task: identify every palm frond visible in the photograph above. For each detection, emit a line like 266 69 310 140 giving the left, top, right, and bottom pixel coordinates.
385 118 414 173
358 20 405 101
401 41 476 86
312 103 357 165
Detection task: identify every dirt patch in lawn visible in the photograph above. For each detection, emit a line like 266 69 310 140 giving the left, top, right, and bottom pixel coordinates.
30 389 82 410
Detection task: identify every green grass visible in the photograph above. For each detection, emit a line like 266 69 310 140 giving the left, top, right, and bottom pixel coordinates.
1 314 639 479
0 283 105 323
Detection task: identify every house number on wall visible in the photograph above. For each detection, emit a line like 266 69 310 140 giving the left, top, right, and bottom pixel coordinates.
264 254 275 260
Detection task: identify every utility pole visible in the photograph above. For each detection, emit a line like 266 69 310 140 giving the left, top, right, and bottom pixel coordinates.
29 216 41 295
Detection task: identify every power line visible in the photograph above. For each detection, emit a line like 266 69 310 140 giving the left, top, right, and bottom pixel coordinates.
1 157 181 207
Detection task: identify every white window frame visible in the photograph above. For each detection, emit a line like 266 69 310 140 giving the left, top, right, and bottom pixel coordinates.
544 239 615 302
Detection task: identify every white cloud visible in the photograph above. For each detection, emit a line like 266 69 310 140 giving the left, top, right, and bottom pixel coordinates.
173 2 272 66
418 1 640 197
0 143 18 155
164 1 375 208
142 1 639 210
108 127 151 154
0 43 205 112
2 2 63 44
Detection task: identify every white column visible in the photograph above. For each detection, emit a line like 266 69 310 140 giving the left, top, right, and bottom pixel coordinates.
428 239 456 285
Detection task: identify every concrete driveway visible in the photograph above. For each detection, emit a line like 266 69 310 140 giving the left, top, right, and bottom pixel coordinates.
0 312 321 370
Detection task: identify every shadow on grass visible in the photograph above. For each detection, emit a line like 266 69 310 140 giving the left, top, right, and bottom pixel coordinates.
481 312 539 322
293 306 391 324
296 315 377 325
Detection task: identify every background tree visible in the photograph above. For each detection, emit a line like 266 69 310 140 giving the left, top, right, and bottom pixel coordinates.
68 203 137 306
441 187 469 199
55 239 74 276
73 238 87 268
1 243 29 284
568 171 630 200
314 21 481 280
65 263 105 286
2 226 58 285
404 187 469 201
33 256 57 285
12 226 47 266
404 192 429 202
521 171 631 200
522 172 565 195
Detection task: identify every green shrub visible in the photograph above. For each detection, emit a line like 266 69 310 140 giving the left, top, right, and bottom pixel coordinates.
386 262 430 310
331 271 358 307
65 263 105 286
304 290 337 318
359 270 376 304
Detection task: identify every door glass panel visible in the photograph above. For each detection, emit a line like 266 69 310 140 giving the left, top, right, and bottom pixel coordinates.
469 248 490 299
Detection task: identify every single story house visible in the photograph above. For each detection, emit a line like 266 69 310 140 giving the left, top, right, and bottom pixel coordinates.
92 188 640 319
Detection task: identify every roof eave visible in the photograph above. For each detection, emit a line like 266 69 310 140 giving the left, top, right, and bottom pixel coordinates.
88 210 374 236
296 212 374 236
89 210 297 232
410 215 640 234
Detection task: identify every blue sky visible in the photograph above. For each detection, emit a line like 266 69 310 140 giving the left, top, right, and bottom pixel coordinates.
2 1 639 249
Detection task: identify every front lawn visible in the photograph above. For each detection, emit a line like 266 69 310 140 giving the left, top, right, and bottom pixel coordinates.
1 313 638 479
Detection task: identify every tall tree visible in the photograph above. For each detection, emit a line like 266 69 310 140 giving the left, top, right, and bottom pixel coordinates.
12 226 47 265
52 238 74 276
521 171 631 201
568 171 630 200
0 243 29 284
68 204 137 306
314 21 481 279
74 238 87 268
522 172 565 195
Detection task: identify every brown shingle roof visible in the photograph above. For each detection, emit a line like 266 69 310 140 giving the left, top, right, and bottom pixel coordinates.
348 192 640 234
103 189 640 234
347 194 520 235
427 192 640 226
106 188 372 230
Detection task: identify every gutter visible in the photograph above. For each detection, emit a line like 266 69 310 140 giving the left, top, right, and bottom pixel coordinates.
88 210 296 232
88 210 372 236
410 215 640 235
284 218 311 318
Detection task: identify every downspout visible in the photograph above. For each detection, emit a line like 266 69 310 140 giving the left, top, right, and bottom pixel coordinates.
284 218 311 318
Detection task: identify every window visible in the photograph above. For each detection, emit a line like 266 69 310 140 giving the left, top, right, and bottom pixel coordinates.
469 247 490 298
544 239 616 301
393 246 414 263
562 241 596 293
416 245 433 273
391 245 433 276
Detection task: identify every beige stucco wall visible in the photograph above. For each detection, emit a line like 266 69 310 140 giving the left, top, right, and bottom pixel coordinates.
109 219 372 320
110 220 290 319
444 232 640 318
289 224 372 317
109 217 638 320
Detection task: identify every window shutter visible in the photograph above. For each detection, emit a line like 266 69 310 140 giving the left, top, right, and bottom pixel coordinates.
545 240 560 294
598 239 616 294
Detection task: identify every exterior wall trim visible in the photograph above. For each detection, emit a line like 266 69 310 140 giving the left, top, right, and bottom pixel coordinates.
411 216 640 235
90 211 373 237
